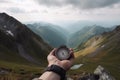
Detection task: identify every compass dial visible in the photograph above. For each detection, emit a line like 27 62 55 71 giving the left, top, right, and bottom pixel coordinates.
55 47 70 60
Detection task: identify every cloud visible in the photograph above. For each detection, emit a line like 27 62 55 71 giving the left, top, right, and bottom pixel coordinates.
35 0 120 9
7 7 26 13
0 0 11 3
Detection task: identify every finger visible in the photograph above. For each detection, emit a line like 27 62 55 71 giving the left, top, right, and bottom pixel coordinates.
69 51 75 60
69 48 74 51
49 48 56 55
69 48 74 58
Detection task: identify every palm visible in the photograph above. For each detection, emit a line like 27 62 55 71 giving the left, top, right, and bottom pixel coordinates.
47 49 74 70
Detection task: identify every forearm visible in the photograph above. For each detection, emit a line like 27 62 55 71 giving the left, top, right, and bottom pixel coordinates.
39 71 60 80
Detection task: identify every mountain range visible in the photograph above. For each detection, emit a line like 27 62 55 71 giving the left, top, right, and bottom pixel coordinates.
63 20 119 34
26 22 115 48
27 23 68 47
68 25 115 48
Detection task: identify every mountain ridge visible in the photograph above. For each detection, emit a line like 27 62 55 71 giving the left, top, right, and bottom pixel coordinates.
27 22 68 47
26 22 115 48
68 25 114 48
0 12 52 66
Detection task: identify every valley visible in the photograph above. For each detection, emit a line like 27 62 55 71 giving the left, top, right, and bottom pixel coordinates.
26 23 115 48
0 12 120 80
27 22 68 47
26 22 120 79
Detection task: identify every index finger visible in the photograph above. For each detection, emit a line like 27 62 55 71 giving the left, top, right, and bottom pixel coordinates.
49 48 56 55
69 50 75 60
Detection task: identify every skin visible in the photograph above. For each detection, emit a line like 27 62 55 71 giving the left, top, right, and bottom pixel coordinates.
39 48 74 80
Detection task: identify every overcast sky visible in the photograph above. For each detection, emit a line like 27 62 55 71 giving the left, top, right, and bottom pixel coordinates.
0 0 120 26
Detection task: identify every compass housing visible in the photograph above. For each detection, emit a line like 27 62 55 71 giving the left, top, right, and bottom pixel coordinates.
55 46 71 60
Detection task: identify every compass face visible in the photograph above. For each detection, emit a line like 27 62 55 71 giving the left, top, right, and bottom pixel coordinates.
55 48 70 60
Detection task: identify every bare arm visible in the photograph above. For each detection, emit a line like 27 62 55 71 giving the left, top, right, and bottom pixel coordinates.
39 48 74 80
39 71 60 80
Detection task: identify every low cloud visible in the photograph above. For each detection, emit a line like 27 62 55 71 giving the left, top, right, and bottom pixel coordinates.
7 7 26 13
36 0 120 9
0 0 11 3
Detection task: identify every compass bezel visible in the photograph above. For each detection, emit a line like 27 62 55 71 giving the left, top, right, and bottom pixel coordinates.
55 46 70 60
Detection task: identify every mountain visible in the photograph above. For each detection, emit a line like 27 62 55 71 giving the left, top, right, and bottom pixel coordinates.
64 20 120 34
75 25 120 80
0 13 52 67
64 21 95 33
27 22 68 47
68 25 114 48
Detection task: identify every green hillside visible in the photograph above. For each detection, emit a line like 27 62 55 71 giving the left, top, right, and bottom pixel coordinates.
27 23 68 47
68 25 114 48
74 25 120 79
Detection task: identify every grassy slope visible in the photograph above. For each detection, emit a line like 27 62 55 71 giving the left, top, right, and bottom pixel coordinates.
0 43 45 79
27 24 67 47
69 26 120 79
68 26 112 48
0 60 45 80
0 35 49 80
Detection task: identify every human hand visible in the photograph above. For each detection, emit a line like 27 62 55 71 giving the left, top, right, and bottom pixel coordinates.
47 48 74 71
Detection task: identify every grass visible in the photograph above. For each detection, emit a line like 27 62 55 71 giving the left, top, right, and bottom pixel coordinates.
0 46 47 79
75 46 98 57
68 50 120 80
0 60 45 80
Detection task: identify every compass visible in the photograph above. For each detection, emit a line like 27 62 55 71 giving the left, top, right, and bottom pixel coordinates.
55 46 71 60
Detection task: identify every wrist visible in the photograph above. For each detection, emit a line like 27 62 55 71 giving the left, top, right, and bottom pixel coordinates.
48 62 71 71
48 63 66 71
45 65 66 80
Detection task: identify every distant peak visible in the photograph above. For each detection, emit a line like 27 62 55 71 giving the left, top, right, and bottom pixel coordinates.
0 12 8 15
0 12 11 18
0 12 20 22
0 12 24 37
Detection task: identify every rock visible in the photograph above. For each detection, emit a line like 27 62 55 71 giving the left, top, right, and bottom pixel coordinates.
67 77 74 80
94 65 116 80
78 73 99 80
0 68 11 75
77 65 115 80
70 64 83 70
